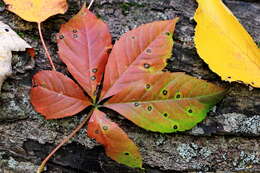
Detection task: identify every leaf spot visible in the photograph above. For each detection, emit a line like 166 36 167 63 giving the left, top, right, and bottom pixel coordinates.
59 35 64 39
251 82 255 85
134 102 140 107
103 126 108 130
90 76 96 81
144 63 150 69
163 113 168 117
165 32 170 36
162 90 168 95
73 34 78 38
188 108 193 114
174 92 182 99
124 152 130 156
147 106 153 111
145 84 151 89
131 36 136 39
95 130 99 134
146 48 152 54
92 68 98 73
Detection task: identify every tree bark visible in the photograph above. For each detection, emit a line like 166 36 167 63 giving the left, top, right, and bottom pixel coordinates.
0 0 259 172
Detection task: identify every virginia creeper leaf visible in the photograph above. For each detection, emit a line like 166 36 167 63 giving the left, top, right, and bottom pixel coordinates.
57 7 112 100
0 21 31 91
3 0 68 23
28 3 227 168
87 109 142 168
194 0 260 87
101 18 178 99
30 70 91 119
105 72 226 133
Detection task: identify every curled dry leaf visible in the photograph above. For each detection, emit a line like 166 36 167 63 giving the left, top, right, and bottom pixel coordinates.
0 21 31 91
194 0 260 87
3 0 68 23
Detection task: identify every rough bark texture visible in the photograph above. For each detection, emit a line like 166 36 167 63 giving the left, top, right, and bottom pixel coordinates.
0 0 260 172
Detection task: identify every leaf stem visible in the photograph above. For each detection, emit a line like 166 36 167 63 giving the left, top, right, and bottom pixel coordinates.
87 0 95 9
36 109 94 173
37 22 56 71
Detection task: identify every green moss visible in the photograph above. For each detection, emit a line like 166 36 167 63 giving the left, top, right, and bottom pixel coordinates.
0 1 5 7
119 2 145 11
17 31 26 38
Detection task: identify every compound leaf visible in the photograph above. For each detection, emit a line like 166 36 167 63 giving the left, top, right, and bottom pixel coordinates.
30 70 91 119
105 72 226 133
57 6 112 100
87 109 142 168
194 0 260 87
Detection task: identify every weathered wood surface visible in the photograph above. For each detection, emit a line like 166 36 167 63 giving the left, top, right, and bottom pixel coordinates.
0 0 259 172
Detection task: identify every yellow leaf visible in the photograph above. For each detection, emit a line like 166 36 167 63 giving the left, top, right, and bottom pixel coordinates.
3 0 68 23
0 21 31 91
194 0 260 87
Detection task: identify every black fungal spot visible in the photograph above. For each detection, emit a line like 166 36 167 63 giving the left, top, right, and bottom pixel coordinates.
146 48 152 54
163 113 168 117
173 125 178 129
145 84 151 89
134 102 140 107
251 82 255 85
162 90 168 95
175 94 181 99
144 63 150 69
188 109 193 114
95 130 99 134
90 76 96 81
92 68 97 73
72 29 77 33
131 36 136 39
59 35 64 39
147 106 153 111
165 32 170 36
227 76 231 79
5 28 9 32
103 126 108 130
124 152 130 156
73 34 78 38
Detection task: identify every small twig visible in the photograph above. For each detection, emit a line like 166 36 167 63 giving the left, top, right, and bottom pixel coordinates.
88 0 95 9
37 110 94 173
37 22 56 71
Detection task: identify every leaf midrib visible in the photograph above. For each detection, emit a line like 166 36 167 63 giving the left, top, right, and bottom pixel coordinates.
105 90 224 105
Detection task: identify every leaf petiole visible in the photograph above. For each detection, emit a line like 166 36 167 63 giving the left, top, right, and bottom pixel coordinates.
37 22 56 70
37 109 94 173
87 0 95 9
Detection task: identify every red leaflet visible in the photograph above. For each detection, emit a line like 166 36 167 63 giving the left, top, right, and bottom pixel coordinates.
57 7 112 100
30 70 91 119
101 19 178 99
87 109 142 168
